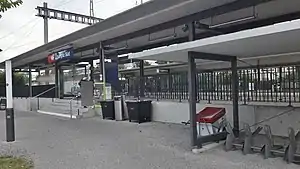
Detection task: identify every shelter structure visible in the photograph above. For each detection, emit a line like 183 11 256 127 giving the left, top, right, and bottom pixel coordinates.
3 0 300 147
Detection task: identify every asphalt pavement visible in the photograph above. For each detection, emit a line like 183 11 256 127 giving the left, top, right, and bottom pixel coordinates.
0 111 298 169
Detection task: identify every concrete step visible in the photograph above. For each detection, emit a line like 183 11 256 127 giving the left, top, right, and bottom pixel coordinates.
51 100 81 106
37 107 98 119
39 99 82 109
35 98 99 119
39 107 72 115
39 106 86 115
39 102 85 112
53 99 82 104
48 102 82 109
37 110 79 119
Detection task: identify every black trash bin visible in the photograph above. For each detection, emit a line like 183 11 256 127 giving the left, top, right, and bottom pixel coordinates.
100 100 115 120
126 100 152 123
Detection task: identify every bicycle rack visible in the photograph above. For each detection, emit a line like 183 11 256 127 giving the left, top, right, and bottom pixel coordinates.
262 125 285 159
225 122 300 165
284 127 300 164
225 122 263 153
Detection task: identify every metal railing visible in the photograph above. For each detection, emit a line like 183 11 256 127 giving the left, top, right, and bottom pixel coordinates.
122 64 300 105
32 86 56 111
69 96 79 119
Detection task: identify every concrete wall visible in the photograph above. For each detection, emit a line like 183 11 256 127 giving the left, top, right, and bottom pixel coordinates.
13 98 300 137
13 98 30 111
254 106 300 137
13 98 61 112
151 101 300 137
151 101 255 127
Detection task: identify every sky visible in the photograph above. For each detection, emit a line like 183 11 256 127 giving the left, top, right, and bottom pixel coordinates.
0 0 150 62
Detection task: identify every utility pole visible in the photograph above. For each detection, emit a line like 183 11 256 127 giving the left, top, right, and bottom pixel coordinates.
43 2 50 82
136 0 143 5
43 2 49 44
89 0 95 24
36 1 104 85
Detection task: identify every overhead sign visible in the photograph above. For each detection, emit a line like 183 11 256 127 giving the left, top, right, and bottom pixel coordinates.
48 48 74 64
105 62 120 92
156 69 170 74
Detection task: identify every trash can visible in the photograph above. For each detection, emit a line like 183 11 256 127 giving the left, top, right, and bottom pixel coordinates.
126 100 152 123
114 96 123 121
100 100 115 120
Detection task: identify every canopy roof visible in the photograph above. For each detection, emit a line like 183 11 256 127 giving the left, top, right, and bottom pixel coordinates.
4 0 300 69
129 20 300 67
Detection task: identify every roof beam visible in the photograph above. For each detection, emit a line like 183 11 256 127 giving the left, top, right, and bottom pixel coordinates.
182 22 223 35
103 0 272 45
194 22 223 35
74 10 300 56
189 52 235 62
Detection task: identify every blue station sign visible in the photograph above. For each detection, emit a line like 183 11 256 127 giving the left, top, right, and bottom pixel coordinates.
48 48 74 64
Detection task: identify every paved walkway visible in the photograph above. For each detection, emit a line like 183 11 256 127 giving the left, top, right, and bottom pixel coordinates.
0 111 298 169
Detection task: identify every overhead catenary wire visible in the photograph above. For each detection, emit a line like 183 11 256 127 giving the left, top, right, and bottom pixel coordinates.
2 28 69 53
53 0 74 8
0 0 46 40
0 0 74 41
5 41 39 50
3 19 41 52
0 17 38 40
94 0 107 4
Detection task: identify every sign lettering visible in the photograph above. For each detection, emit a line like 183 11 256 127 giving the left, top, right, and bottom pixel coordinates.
48 48 73 64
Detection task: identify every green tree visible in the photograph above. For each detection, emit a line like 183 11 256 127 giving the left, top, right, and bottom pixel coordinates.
14 72 28 85
0 71 28 86
0 0 22 12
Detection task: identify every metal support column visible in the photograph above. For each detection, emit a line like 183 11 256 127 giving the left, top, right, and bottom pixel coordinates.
55 64 59 98
84 65 87 77
28 66 32 97
168 72 172 97
188 21 199 148
188 21 196 41
231 57 239 136
28 66 33 111
5 60 15 142
89 61 94 81
99 42 106 100
188 52 198 148
59 66 64 99
37 68 41 85
139 60 145 98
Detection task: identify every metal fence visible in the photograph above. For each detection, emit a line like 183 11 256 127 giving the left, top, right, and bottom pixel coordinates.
121 64 300 104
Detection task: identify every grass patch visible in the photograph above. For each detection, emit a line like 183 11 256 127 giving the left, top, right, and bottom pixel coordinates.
0 156 33 169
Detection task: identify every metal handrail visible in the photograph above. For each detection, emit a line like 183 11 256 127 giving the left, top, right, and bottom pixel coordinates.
31 86 56 111
33 86 56 98
69 95 79 119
